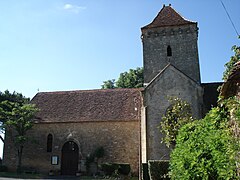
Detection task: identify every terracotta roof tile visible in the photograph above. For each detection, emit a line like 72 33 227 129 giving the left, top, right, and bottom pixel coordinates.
31 88 142 123
142 5 195 29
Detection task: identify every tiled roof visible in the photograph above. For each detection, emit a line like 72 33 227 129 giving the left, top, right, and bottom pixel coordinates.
31 88 142 123
142 5 195 29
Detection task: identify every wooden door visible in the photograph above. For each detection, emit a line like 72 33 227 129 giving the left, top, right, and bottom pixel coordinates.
61 141 79 175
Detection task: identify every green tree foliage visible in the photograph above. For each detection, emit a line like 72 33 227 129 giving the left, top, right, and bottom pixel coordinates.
170 98 240 179
170 44 240 179
223 45 240 81
101 67 143 89
101 79 115 89
0 90 29 103
0 90 29 122
0 90 38 173
116 67 143 88
0 90 30 143
159 97 194 147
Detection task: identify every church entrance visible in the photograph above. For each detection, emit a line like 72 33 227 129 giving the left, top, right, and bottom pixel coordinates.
61 141 79 175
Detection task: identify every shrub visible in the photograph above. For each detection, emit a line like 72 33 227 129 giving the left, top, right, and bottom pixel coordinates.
118 163 131 175
101 163 131 176
142 163 150 180
222 45 240 81
94 146 105 159
101 163 117 176
85 146 105 173
148 160 169 180
170 104 239 179
85 153 95 171
0 165 8 172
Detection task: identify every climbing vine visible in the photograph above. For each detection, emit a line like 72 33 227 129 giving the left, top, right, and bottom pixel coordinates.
223 45 240 81
159 97 194 148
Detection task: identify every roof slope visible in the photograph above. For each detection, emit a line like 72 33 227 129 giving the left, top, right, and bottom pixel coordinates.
31 88 142 123
145 63 201 90
142 5 195 29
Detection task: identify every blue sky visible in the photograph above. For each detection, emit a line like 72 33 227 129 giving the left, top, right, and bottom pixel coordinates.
0 0 239 99
0 0 239 156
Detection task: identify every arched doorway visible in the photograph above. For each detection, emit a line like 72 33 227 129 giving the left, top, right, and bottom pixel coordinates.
61 141 79 175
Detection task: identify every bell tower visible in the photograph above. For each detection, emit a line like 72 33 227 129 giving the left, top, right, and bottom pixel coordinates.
141 4 201 84
141 5 203 162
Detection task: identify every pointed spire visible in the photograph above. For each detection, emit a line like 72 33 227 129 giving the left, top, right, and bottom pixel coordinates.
142 5 196 29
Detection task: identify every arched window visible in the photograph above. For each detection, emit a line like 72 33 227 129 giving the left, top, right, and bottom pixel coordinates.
167 45 172 57
47 134 53 152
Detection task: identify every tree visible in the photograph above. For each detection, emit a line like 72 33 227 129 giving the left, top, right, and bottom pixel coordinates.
0 90 29 105
0 91 38 173
101 67 143 89
0 90 30 143
170 99 239 179
159 97 194 147
223 45 240 81
170 44 240 179
101 79 115 89
116 67 143 88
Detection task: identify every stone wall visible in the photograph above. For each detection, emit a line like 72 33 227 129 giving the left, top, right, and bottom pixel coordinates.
143 65 203 160
3 120 140 175
142 24 200 84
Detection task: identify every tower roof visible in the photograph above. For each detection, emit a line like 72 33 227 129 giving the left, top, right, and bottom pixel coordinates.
142 5 196 29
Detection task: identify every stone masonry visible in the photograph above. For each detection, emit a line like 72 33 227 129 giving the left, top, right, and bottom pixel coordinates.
141 5 203 162
4 121 140 174
141 6 201 84
3 5 222 178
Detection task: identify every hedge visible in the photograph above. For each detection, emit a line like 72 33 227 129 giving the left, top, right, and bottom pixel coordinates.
0 165 8 172
101 163 117 176
101 163 131 176
118 163 131 175
142 163 150 180
148 160 170 180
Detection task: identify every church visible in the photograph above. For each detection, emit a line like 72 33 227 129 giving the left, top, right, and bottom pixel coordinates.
3 4 221 176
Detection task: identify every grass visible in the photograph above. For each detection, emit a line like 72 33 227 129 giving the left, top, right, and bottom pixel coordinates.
0 172 138 179
0 171 45 179
79 176 138 180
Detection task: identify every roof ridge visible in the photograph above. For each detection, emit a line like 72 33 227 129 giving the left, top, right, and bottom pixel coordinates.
142 5 196 30
36 88 143 95
144 63 171 89
169 5 195 23
144 63 201 90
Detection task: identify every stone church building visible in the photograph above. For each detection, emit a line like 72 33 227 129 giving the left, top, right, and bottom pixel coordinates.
3 5 221 176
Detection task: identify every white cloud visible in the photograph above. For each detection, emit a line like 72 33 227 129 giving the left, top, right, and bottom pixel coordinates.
63 3 86 14
63 4 73 9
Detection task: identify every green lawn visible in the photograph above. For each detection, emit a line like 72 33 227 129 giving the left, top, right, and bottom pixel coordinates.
0 172 45 179
0 172 138 179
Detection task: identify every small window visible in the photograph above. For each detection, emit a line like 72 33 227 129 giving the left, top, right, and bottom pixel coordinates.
47 134 53 152
167 45 172 57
